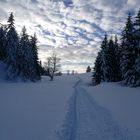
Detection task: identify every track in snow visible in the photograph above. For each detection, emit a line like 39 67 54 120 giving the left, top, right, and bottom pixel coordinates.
58 78 132 140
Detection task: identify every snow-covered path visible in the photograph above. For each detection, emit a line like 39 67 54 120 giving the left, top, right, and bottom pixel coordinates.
59 78 130 140
0 73 138 140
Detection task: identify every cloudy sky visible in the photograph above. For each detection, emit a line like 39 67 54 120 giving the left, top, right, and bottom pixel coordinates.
0 0 139 72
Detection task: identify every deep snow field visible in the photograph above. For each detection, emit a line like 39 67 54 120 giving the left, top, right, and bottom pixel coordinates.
81 73 140 139
0 63 140 140
0 75 77 140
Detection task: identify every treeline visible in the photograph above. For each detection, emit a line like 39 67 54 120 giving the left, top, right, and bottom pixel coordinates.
0 13 42 81
93 10 140 87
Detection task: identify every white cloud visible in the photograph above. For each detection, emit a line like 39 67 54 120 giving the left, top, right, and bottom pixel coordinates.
0 0 139 72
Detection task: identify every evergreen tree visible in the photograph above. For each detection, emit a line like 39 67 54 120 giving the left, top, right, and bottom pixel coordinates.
93 35 122 85
19 26 30 80
29 34 41 80
121 13 134 45
93 35 111 84
100 34 110 81
0 25 6 61
92 52 102 85
19 27 41 81
134 55 140 86
133 9 140 86
6 13 20 79
92 11 140 87
134 9 140 42
107 36 121 82
114 35 122 81
7 13 15 29
100 35 117 82
0 13 41 81
120 13 137 86
86 66 91 73
107 37 115 81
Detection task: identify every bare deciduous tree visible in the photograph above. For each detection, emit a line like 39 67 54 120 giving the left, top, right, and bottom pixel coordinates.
44 53 61 81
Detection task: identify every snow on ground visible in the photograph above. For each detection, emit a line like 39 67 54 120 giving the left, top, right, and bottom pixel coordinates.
0 64 140 140
58 78 131 140
81 73 140 139
0 74 77 140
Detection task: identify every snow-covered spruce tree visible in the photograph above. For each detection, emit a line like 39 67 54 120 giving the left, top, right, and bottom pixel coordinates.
92 52 102 85
107 37 116 81
134 55 140 86
93 35 122 85
92 35 109 84
86 66 91 73
107 36 122 82
133 9 140 86
120 13 137 86
134 9 140 43
100 34 112 82
6 13 20 80
19 26 30 80
92 35 108 83
29 34 41 81
19 27 41 81
0 25 7 61
114 35 122 81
